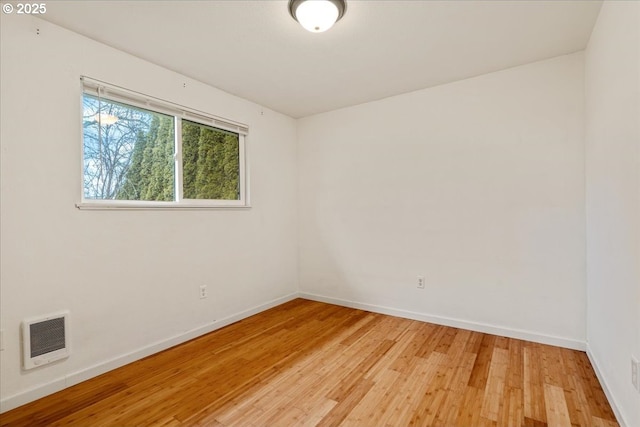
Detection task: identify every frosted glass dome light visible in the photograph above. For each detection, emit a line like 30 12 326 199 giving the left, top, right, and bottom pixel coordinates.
289 0 346 33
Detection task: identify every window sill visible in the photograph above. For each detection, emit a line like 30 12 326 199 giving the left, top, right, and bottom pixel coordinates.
76 201 251 210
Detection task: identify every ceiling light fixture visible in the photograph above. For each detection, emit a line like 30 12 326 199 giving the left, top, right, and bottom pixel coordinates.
288 0 346 33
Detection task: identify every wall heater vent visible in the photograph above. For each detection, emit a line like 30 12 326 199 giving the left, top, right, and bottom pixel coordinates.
22 311 70 370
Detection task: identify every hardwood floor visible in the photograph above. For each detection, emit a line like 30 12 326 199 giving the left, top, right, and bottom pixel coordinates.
1 299 618 426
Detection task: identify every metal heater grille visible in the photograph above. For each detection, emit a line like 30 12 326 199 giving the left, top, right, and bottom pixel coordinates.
30 317 66 358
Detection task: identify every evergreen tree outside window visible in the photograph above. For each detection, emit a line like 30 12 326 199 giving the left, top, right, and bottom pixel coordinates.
79 78 248 208
182 120 240 200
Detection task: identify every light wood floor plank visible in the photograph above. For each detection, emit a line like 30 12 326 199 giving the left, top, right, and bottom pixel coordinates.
481 347 510 421
340 368 400 426
387 352 446 426
524 344 548 424
0 299 619 427
544 383 573 427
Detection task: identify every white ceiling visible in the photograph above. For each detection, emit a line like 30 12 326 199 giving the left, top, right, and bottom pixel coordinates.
42 0 602 118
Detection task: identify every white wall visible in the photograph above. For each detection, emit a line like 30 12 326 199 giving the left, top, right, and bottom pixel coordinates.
0 16 298 411
585 2 640 426
298 53 586 348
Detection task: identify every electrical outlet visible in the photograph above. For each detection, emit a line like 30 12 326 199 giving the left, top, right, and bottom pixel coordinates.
199 285 208 299
417 275 425 289
632 357 640 392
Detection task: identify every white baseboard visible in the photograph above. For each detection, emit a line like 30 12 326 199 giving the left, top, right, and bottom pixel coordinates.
299 292 586 351
586 347 629 427
0 292 298 414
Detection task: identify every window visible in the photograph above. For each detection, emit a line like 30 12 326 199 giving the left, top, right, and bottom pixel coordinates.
79 77 248 209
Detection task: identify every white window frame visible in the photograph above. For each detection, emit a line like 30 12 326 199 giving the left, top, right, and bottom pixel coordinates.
77 77 250 210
